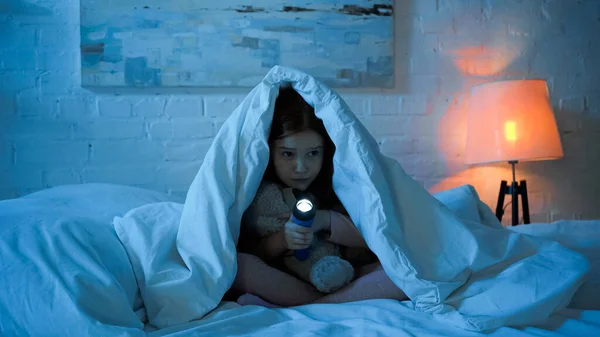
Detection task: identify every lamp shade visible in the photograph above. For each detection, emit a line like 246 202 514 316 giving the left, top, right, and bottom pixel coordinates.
465 79 564 165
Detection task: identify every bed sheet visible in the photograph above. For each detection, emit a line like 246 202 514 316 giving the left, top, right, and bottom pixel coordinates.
144 301 600 337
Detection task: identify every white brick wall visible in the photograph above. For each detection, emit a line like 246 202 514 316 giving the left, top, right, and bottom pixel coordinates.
1 0 599 224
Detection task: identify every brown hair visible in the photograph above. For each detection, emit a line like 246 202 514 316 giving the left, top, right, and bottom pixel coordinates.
263 87 345 212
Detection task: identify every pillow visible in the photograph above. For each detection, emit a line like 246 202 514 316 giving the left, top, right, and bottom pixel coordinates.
475 197 504 229
0 183 179 336
432 184 482 224
432 184 503 229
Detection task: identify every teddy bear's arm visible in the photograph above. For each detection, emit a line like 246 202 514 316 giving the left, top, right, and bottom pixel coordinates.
247 216 286 237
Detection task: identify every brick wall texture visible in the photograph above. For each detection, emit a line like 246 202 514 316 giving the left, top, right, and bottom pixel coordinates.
1 0 599 225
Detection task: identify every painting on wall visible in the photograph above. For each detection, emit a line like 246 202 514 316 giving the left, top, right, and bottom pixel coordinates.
80 0 394 88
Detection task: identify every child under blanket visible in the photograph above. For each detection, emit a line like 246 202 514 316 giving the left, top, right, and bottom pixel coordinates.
228 86 407 308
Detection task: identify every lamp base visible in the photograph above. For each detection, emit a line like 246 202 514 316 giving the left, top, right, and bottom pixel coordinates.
495 179 530 226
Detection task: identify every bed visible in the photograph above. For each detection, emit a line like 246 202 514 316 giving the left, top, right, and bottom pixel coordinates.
1 183 598 337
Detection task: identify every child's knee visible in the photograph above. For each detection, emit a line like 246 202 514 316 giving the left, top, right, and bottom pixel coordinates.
355 261 383 278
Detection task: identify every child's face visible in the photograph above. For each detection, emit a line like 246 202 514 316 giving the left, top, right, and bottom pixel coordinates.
271 129 324 191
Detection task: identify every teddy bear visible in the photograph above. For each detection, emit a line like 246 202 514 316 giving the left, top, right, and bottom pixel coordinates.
242 180 355 293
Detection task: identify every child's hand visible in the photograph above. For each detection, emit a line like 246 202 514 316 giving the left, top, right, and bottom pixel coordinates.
276 211 329 232
283 219 313 250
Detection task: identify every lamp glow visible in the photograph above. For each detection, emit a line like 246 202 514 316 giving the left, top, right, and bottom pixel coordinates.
465 79 563 165
465 79 564 226
504 121 517 142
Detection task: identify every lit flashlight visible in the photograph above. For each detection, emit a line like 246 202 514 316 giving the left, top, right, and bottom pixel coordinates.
292 197 316 261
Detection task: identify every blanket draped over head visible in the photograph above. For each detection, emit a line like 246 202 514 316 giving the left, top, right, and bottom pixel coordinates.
114 66 588 332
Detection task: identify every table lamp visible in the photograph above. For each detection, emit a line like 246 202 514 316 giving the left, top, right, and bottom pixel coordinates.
465 79 564 226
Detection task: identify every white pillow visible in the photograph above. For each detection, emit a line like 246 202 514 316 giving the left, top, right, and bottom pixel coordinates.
432 184 503 229
0 183 179 336
432 184 482 224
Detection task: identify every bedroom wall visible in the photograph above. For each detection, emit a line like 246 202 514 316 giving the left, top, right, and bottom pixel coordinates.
1 0 599 224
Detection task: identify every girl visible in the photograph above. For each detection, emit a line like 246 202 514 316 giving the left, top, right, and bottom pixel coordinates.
230 87 408 307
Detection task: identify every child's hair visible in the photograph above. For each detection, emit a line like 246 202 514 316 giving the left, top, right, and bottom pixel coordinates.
263 86 346 212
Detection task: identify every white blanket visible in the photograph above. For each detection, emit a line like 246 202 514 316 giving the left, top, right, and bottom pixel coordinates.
114 66 589 332
146 302 600 337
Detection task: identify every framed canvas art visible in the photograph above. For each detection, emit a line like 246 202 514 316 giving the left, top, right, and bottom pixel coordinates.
81 0 394 88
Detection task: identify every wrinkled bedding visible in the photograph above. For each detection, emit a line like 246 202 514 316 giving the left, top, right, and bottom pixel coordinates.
0 183 598 336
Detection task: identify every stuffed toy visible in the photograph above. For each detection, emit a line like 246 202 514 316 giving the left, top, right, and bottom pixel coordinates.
242 180 355 293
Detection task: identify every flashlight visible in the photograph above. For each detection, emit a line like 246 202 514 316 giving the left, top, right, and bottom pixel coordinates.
292 197 316 261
